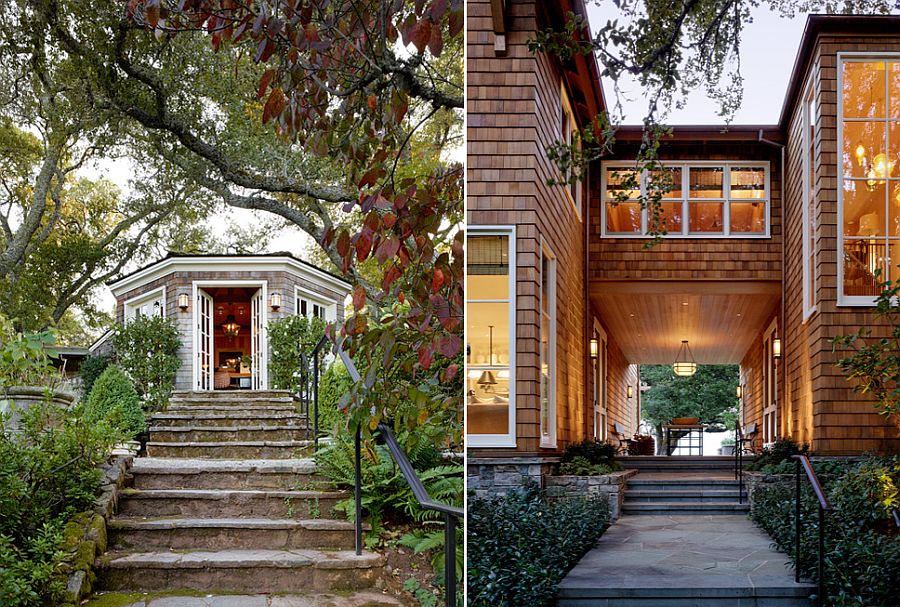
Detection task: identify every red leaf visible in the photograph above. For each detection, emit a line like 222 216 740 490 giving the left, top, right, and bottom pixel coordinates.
146 4 160 28
257 69 276 100
352 286 366 310
262 88 285 124
428 26 443 56
367 94 377 111
448 5 463 38
417 345 433 370
391 90 408 124
383 213 397 228
375 237 401 263
440 334 461 358
445 363 458 382
336 230 351 257
430 0 448 21
358 168 380 189
356 230 373 261
431 268 444 292
409 18 431 54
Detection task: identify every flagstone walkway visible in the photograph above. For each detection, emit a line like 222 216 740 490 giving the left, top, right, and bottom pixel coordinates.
557 514 815 606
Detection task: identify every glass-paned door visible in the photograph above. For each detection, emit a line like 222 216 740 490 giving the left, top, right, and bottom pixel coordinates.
195 289 213 390
251 288 263 390
593 325 608 441
762 323 778 446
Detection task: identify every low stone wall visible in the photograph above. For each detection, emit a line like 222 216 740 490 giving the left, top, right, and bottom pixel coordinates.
467 457 559 498
60 455 133 607
545 470 638 521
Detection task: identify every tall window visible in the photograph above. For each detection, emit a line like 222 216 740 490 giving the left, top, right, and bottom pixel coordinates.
540 245 557 448
561 82 582 217
602 162 770 238
839 57 900 303
803 81 818 318
466 229 516 447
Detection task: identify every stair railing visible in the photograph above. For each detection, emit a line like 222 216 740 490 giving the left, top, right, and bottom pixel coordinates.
295 334 329 450
733 426 744 504
792 454 831 607
297 335 462 606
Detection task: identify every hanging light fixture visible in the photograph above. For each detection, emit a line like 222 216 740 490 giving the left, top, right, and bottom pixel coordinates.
221 289 240 337
672 340 698 377
477 325 498 389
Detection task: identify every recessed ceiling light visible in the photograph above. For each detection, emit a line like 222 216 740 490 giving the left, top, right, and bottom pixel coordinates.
681 302 688 306
630 313 635 317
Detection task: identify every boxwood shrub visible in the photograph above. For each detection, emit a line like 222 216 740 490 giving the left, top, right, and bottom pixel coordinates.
468 483 609 607
750 457 900 607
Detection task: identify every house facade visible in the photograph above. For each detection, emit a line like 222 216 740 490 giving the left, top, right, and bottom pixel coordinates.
105 254 349 392
467 3 900 492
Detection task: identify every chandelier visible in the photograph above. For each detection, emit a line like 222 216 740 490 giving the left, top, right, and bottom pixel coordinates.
673 340 697 377
854 144 897 191
222 314 240 337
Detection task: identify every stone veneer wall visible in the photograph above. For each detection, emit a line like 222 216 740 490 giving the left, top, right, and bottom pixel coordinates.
545 469 637 521
467 457 558 498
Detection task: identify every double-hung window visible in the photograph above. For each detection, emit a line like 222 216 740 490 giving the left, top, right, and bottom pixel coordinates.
838 56 900 304
561 82 582 217
466 228 516 447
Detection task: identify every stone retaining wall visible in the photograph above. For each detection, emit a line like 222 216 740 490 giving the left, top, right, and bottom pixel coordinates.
60 455 133 607
467 457 558 498
545 470 638 521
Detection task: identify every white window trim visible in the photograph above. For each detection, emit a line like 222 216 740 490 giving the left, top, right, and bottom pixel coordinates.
600 160 771 239
802 76 818 321
539 239 557 449
836 52 900 307
123 286 166 321
466 225 517 448
294 285 338 322
560 80 583 222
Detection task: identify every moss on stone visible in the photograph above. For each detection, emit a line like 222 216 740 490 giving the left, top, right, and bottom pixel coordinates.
73 539 97 572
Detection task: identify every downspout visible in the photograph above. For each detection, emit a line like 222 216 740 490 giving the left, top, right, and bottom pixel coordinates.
758 129 786 435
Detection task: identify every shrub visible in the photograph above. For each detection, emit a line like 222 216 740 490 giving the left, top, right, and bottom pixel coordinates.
268 314 328 395
750 457 900 607
113 315 180 412
0 315 62 389
84 366 145 439
560 439 617 465
745 437 809 473
0 399 121 605
558 456 623 476
318 361 352 434
468 484 609 607
78 352 113 397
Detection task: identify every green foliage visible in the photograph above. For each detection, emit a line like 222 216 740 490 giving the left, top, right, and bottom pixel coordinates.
268 314 327 395
0 315 62 389
558 457 623 476
640 364 739 453
318 361 353 435
315 429 462 529
0 399 121 605
745 437 809 473
113 316 181 412
750 457 900 607
84 366 146 439
832 273 900 417
560 439 618 465
468 484 610 607
399 525 464 605
79 352 113 397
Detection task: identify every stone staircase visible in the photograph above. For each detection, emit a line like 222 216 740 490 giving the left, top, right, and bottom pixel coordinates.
620 456 750 515
96 390 389 597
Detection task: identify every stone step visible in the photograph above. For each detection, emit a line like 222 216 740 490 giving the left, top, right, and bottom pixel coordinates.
96 549 384 593
117 488 345 519
150 412 309 427
625 490 744 503
146 441 313 459
169 393 293 407
556 586 814 606
149 426 311 443
108 518 358 551
627 478 743 487
130 458 326 490
621 502 750 515
172 390 292 398
165 404 300 415
85 591 406 607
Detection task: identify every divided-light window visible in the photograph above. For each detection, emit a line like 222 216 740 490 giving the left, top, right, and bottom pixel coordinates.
838 56 900 304
601 162 770 238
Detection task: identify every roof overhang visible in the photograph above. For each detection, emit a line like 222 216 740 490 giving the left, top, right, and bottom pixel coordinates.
612 124 784 144
108 255 352 297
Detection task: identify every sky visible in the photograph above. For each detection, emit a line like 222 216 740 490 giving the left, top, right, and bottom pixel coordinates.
585 4 811 125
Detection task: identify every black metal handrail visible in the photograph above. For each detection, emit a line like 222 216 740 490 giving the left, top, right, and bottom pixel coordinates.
336 345 462 607
295 334 329 450
792 454 831 607
733 426 744 504
891 507 900 529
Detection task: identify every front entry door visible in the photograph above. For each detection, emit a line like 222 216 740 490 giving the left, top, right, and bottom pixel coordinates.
762 321 778 446
593 323 608 441
195 288 214 390
251 288 263 390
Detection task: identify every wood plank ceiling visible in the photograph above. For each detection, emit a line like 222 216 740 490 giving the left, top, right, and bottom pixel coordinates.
590 281 780 364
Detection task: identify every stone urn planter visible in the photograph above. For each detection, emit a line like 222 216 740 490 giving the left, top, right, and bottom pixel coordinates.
719 444 735 455
0 386 76 431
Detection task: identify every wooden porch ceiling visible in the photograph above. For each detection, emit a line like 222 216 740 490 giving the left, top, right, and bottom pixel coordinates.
589 281 780 364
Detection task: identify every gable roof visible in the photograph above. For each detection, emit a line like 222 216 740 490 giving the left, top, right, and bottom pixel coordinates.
107 252 352 296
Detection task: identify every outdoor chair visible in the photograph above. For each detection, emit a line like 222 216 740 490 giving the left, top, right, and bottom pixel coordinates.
611 422 634 455
737 423 759 455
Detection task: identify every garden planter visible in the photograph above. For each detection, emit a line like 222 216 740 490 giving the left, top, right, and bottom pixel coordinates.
0 385 76 431
719 445 735 455
545 470 638 521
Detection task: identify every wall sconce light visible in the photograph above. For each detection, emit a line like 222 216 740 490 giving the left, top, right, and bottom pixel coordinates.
589 337 599 360
773 338 782 359
270 292 282 311
627 385 633 399
736 385 743 399
177 293 190 311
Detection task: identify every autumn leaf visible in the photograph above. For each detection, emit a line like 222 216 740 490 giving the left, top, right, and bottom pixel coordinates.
257 70 276 100
353 286 366 310
262 88 285 123
428 25 443 57
409 18 431 54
